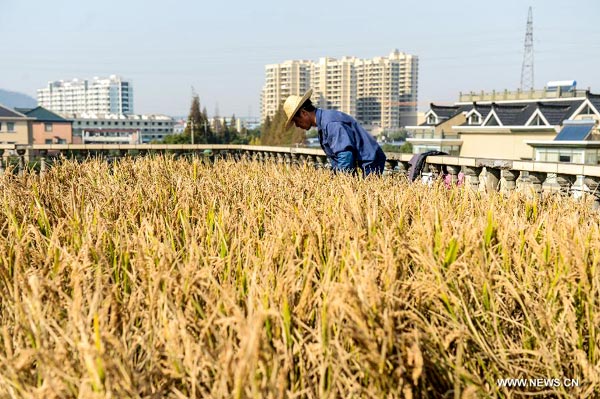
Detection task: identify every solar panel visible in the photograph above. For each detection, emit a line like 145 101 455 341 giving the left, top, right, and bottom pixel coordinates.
554 123 594 141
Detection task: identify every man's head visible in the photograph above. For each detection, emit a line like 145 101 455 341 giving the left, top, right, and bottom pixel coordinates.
284 89 316 130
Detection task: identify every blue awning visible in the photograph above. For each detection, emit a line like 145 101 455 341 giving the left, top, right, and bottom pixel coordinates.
554 122 594 141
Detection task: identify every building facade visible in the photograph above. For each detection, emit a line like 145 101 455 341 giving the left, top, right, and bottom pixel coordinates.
64 112 175 144
15 107 72 144
38 75 134 115
261 50 419 133
407 88 600 162
0 105 33 147
261 60 312 121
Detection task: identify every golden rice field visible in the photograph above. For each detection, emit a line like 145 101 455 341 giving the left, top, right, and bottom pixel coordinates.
0 156 599 399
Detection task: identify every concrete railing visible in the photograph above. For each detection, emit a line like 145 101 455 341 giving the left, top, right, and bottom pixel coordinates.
2 144 600 206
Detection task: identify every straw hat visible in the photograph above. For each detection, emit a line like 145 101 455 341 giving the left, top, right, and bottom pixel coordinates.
284 89 313 129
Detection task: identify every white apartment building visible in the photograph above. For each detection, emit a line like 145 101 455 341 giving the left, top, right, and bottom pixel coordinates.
38 75 134 115
261 60 312 120
65 112 174 144
261 50 419 132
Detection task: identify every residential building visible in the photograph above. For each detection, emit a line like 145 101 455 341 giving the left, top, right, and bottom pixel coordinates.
261 50 419 133
0 104 33 147
64 112 175 144
311 56 357 118
261 60 312 121
527 120 600 164
407 86 600 162
38 75 134 115
15 107 72 144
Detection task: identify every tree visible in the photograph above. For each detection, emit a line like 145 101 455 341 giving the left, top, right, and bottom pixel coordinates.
230 114 238 134
183 94 213 144
260 104 305 146
163 94 214 145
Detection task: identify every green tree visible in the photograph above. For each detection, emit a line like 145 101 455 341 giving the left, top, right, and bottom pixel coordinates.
230 114 238 134
182 95 213 144
260 104 305 146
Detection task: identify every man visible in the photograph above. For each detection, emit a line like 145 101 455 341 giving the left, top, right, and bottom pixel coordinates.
283 89 386 176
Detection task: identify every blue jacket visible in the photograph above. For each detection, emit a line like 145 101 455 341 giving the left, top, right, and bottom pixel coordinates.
316 108 382 161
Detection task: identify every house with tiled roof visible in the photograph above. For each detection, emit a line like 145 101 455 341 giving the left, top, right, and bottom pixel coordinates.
525 94 600 163
15 106 73 144
405 104 470 155
406 87 600 161
0 104 33 147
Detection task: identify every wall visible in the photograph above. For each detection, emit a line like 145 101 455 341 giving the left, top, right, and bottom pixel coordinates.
459 130 556 160
0 120 31 145
32 121 72 144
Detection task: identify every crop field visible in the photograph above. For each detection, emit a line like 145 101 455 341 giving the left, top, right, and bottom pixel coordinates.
0 156 599 398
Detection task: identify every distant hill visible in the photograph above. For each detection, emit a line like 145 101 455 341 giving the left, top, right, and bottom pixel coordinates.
0 89 37 109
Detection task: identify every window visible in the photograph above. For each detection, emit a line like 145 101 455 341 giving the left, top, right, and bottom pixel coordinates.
426 114 437 124
485 115 500 126
45 123 53 132
45 139 53 144
7 122 15 132
468 113 481 125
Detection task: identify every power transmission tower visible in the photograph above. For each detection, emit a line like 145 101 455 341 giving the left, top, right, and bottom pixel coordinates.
520 6 534 91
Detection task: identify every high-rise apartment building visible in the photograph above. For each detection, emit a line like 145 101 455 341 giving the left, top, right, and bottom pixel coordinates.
261 50 419 132
37 75 134 115
261 60 312 120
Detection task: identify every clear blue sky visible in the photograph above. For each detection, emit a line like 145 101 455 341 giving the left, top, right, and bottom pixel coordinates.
2 0 599 118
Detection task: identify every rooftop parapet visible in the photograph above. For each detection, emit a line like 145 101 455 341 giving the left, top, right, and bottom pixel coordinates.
458 88 589 103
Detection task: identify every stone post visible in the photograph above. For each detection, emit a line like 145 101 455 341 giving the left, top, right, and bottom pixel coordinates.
484 168 501 192
298 154 308 166
317 155 328 169
502 169 519 193
398 161 410 178
40 157 46 177
291 153 299 166
427 163 442 179
584 176 600 209
384 159 397 176
527 172 546 196
16 148 26 177
556 174 576 196
463 166 483 191
446 165 461 185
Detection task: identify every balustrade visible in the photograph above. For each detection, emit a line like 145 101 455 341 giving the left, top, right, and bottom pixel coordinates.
3 144 600 209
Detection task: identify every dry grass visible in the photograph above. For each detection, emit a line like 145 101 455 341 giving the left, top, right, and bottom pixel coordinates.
0 156 599 398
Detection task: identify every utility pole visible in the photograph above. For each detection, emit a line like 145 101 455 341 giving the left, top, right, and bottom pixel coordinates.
191 86 196 145
520 6 534 92
190 118 194 145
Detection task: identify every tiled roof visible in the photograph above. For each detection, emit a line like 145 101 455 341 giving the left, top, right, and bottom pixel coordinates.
420 104 470 126
15 106 70 122
537 101 583 125
492 104 528 125
0 104 27 118
424 92 600 128
456 100 585 127
587 93 600 114
431 104 461 119
471 104 492 120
